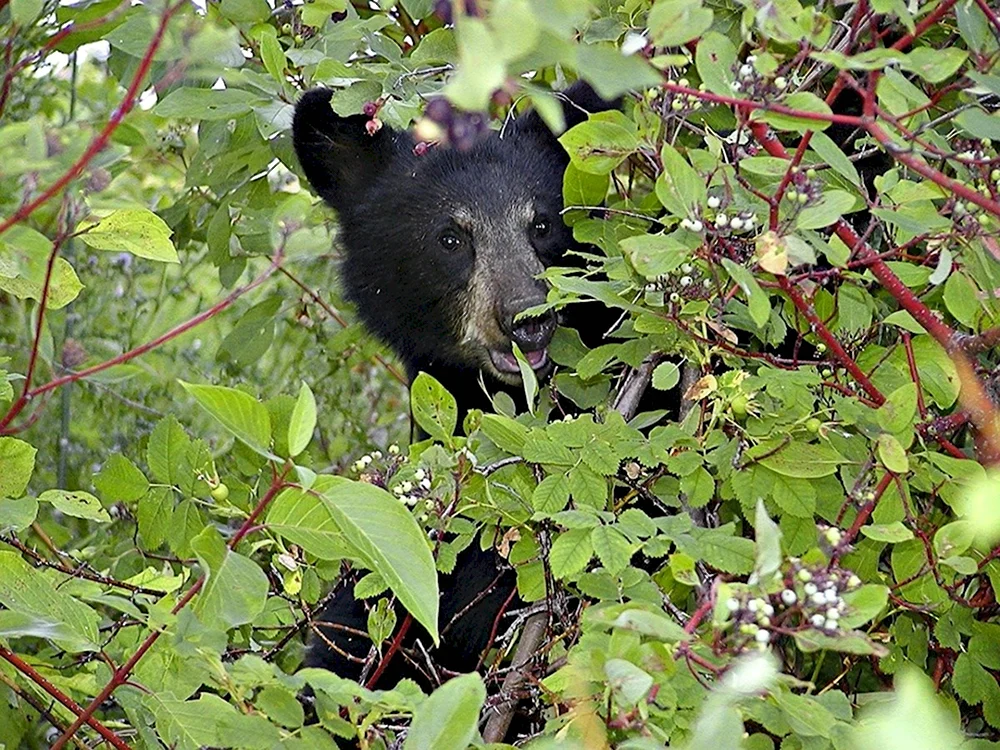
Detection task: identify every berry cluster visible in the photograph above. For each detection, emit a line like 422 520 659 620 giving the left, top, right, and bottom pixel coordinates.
644 261 714 306
415 98 488 151
950 167 999 231
658 77 707 113
722 555 862 652
351 446 440 519
729 55 790 99
784 166 822 208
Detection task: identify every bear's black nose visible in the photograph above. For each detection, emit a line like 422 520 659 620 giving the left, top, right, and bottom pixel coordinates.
509 312 556 352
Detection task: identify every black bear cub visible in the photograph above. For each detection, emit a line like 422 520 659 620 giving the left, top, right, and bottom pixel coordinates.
292 84 612 689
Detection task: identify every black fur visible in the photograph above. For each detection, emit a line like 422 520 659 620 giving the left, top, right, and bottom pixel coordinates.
292 84 614 690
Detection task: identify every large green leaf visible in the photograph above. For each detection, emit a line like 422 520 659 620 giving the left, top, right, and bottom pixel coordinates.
0 551 99 652
404 673 486 750
191 527 269 630
0 436 36 499
179 381 272 457
79 209 179 263
267 476 439 642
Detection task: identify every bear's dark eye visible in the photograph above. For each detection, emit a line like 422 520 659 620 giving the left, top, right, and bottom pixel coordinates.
531 217 551 238
439 231 462 251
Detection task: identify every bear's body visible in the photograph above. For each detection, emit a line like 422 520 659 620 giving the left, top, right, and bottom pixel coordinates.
292 84 612 688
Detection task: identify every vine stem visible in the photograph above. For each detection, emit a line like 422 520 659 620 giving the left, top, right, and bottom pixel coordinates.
0 0 186 238
50 469 290 750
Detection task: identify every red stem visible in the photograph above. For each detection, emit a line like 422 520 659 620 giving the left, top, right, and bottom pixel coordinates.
50 471 290 749
365 613 413 689
662 82 865 126
0 254 283 434
777 277 886 405
0 0 187 238
0 647 132 750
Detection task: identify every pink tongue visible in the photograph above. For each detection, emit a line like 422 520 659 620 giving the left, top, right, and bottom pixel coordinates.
526 349 545 367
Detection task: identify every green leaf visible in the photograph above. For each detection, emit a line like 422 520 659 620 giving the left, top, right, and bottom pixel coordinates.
38 489 111 523
861 521 913 543
809 131 861 186
0 436 36 499
0 496 37 532
575 44 662 100
760 92 833 133
900 48 967 83
220 0 270 22
652 361 681 390
752 498 782 584
698 530 755 574
444 17 505 110
955 108 1000 140
155 87 264 120
591 525 632 575
287 382 317 458
532 473 570 514
479 413 528 453
94 454 149 503
269 477 440 642
792 629 884 655
609 607 691 642
11 0 43 25
0 551 99 652
0 226 83 309
411 372 458 445
191 527 269 629
839 584 889 629
877 382 918 434
943 272 980 328
749 439 845 478
550 527 594 579
79 209 179 263
797 190 855 230
179 381 272 457
621 233 689 278
722 258 770 328
656 144 706 218
146 416 191 486
559 111 639 175
954 653 992 706
695 31 737 96
772 689 837 737
138 487 173 550
404 673 486 750
647 0 713 47
605 658 654 705
877 432 909 473
681 465 715 507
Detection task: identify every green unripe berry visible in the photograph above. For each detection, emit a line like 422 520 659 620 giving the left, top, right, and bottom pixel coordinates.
281 23 292 34
806 168 817 179
211 483 230 502
294 34 304 44
806 418 822 434
731 394 749 420
797 192 809 204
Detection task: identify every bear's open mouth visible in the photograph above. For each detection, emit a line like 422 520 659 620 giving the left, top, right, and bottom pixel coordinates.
489 348 548 374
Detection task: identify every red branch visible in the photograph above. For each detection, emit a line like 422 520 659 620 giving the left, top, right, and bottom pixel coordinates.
0 0 187 238
0 647 132 750
50 471 290 750
0 254 283 434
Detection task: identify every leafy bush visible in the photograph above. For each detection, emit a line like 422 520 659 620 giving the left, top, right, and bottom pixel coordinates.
2 0 1000 748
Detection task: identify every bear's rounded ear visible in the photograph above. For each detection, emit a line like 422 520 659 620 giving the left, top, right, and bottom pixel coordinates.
292 89 405 213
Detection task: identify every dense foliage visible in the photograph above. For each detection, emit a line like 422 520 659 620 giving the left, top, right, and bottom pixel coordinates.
2 0 1000 748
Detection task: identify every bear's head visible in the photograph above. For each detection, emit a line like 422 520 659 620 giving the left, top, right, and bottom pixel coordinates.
292 84 610 399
